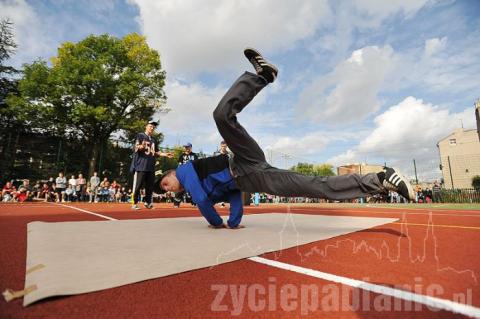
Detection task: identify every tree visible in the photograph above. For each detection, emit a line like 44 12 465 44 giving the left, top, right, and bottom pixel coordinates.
289 162 315 175
472 175 480 190
290 162 336 176
0 18 18 86
0 18 19 115
0 19 22 179
315 163 336 176
9 33 168 176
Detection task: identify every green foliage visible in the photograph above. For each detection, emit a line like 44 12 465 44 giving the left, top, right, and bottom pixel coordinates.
8 33 168 176
472 175 480 190
157 146 184 173
0 18 20 118
439 188 480 203
290 162 336 176
0 18 17 76
15 33 167 138
0 19 22 179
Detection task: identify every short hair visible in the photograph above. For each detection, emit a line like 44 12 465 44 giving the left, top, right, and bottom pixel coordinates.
154 169 175 193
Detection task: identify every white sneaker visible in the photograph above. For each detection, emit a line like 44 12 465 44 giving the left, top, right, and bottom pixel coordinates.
131 204 140 210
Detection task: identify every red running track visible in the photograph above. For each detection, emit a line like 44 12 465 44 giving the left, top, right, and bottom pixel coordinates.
0 202 479 318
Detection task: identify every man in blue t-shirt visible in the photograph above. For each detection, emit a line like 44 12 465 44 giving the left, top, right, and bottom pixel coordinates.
130 120 173 210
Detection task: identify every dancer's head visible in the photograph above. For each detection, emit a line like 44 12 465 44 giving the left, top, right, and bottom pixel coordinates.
158 170 183 193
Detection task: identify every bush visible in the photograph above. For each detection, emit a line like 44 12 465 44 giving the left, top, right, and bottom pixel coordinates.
473 175 480 190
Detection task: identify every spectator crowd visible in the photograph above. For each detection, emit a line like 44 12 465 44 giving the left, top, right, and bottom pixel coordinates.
0 138 449 206
1 171 136 203
0 172 448 205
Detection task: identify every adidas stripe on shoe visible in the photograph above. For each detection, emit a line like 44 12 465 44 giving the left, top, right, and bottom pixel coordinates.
382 167 415 201
244 47 278 83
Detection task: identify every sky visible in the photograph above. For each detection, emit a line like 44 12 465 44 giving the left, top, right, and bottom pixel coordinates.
1 0 480 180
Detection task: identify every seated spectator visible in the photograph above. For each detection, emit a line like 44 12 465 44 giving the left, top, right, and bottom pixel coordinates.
2 182 16 202
164 191 173 203
67 175 77 202
15 179 34 202
119 187 127 202
110 180 120 203
111 180 120 192
114 186 122 203
85 184 92 202
97 177 110 202
33 181 41 199
38 183 54 202
65 187 76 202
108 186 116 202
100 177 110 189
47 177 55 188
76 174 87 202
100 187 109 202
55 172 67 202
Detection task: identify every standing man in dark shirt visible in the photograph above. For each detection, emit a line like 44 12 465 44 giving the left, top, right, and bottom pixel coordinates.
213 140 230 156
432 181 442 203
178 143 198 165
130 120 173 210
174 143 199 208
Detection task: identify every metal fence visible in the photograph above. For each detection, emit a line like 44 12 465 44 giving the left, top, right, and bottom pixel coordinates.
437 188 480 203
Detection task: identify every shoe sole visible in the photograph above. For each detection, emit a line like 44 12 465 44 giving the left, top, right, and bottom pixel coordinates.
244 47 279 74
244 47 263 60
392 167 416 201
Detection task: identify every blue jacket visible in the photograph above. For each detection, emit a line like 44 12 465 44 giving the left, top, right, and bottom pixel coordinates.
176 155 243 227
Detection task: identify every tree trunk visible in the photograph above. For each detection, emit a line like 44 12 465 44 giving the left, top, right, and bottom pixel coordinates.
88 142 101 178
9 131 21 178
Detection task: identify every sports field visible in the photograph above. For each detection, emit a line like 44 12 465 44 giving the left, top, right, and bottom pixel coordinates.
1 202 479 318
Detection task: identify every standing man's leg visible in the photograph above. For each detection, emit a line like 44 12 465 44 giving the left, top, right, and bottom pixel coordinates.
144 171 155 209
132 171 146 210
93 186 99 202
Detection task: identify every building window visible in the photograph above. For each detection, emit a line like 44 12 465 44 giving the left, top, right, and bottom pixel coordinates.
449 138 456 145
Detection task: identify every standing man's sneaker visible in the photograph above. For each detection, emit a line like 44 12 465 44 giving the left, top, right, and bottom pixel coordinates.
144 203 153 209
378 167 415 201
244 47 278 83
131 204 140 210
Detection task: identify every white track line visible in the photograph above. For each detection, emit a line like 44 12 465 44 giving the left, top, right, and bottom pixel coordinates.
248 256 480 318
53 203 117 221
54 204 479 317
290 207 480 218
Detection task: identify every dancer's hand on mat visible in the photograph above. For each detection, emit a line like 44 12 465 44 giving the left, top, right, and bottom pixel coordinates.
208 223 226 229
226 225 245 230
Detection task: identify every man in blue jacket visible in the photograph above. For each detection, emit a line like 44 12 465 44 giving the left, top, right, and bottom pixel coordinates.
158 48 415 229
159 154 242 228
